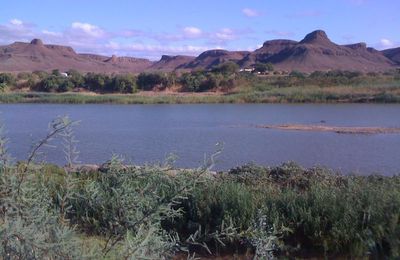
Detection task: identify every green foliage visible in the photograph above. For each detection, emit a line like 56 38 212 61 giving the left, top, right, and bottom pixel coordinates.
4 68 400 99
0 73 16 91
0 73 16 85
289 70 306 79
34 74 74 92
52 69 61 76
110 74 137 93
211 61 239 76
254 62 274 73
137 72 171 91
67 69 84 87
32 70 50 80
84 73 111 92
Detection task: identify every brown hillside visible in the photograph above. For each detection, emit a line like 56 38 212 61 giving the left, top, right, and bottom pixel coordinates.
183 50 250 70
0 31 399 73
240 30 395 72
150 55 195 71
382 47 400 65
239 39 298 67
0 39 152 73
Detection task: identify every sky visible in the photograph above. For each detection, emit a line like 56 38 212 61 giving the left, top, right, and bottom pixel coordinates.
0 0 399 60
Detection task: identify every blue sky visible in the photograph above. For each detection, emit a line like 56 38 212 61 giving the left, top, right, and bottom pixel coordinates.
1 0 399 60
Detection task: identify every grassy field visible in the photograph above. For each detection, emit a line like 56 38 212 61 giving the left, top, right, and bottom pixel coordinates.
1 81 400 105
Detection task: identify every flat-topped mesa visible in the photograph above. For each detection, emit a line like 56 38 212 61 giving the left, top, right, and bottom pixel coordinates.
262 39 298 48
30 38 44 46
160 55 174 62
197 49 230 59
300 30 332 45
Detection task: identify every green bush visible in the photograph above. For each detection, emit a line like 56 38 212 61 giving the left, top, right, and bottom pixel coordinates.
137 72 171 91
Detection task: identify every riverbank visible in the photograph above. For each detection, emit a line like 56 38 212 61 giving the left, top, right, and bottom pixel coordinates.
1 82 400 104
1 161 399 259
258 124 400 134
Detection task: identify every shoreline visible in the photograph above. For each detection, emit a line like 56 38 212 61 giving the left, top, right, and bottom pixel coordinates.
258 124 400 134
1 90 400 104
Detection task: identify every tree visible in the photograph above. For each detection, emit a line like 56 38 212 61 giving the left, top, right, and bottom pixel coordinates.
84 73 111 92
254 62 274 73
179 72 207 92
0 73 16 87
137 73 170 91
67 69 84 87
51 69 61 76
211 62 239 76
109 74 137 93
289 70 306 79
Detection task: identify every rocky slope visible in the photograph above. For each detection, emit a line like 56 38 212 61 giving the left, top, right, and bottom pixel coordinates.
0 39 152 73
240 30 395 72
382 47 400 65
0 30 399 73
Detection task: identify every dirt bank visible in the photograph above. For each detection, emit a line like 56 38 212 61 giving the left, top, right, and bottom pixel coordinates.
258 124 400 134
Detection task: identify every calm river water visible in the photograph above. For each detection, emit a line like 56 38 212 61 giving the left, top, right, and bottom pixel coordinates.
1 103 400 175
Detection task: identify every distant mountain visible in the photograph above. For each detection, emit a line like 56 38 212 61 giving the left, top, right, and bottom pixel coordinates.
382 47 400 65
240 30 395 72
0 30 399 73
0 39 152 73
182 50 250 70
150 55 195 71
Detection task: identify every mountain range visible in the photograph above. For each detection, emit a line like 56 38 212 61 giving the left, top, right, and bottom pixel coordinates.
0 30 399 73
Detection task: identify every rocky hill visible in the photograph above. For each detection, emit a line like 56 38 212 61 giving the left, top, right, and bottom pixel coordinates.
150 55 195 71
0 39 152 73
0 30 399 73
239 30 395 72
382 47 400 65
182 50 250 70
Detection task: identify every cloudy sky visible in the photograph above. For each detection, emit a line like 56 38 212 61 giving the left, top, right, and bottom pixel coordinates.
1 0 399 60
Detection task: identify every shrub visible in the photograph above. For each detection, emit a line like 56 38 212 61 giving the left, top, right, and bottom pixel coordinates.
0 73 16 90
137 73 171 91
211 62 239 76
84 73 111 92
109 74 137 93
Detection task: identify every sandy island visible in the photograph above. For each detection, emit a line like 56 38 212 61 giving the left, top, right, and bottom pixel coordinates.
257 124 400 134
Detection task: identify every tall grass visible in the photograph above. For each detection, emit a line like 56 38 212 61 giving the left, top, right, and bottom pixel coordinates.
2 85 400 105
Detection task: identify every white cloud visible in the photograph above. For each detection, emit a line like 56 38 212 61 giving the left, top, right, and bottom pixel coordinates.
71 22 105 38
10 19 23 26
0 19 254 60
42 30 62 37
380 38 394 48
242 8 262 17
183 26 203 38
215 28 236 41
102 42 215 60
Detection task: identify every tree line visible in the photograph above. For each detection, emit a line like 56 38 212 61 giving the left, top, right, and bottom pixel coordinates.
0 62 243 93
1 63 399 93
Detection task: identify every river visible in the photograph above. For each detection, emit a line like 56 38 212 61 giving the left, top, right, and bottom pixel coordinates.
1 103 400 175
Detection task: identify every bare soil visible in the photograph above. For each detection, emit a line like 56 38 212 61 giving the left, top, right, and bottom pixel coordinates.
258 124 400 134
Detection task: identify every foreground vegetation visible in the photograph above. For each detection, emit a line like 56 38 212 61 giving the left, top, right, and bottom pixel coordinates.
1 65 400 104
0 117 399 259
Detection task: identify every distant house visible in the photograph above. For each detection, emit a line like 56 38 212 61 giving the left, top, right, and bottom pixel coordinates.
239 68 255 73
60 72 69 77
